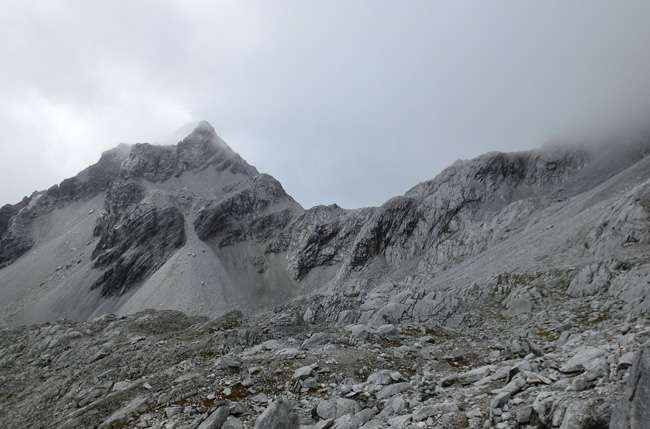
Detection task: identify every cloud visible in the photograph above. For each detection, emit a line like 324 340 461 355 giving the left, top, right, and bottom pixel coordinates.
1 1 650 207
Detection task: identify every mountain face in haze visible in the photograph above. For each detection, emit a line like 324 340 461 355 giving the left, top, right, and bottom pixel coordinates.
4 121 650 429
1 122 650 328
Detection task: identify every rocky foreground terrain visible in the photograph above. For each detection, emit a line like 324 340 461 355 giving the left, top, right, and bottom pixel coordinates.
2 122 650 427
1 287 648 429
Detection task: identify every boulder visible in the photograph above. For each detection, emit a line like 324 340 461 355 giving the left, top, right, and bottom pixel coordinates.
610 346 650 429
316 398 360 420
560 346 607 373
254 400 299 429
198 406 230 429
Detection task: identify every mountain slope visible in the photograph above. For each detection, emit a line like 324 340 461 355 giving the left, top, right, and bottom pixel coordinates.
1 123 650 329
0 122 301 325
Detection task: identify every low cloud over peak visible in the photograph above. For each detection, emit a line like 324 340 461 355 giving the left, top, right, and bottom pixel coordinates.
1 1 650 208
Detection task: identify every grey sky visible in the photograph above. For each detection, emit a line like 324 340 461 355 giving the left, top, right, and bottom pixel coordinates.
1 1 650 208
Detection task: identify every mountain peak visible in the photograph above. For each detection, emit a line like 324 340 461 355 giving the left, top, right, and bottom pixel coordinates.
194 120 216 134
180 120 225 151
181 120 219 143
152 120 218 147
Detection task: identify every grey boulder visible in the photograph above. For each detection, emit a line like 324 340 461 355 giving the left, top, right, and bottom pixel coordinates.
254 399 299 429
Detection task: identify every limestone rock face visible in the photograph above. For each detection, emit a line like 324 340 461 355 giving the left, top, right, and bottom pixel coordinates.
0 144 130 269
89 177 188 297
0 199 33 269
348 196 421 269
285 204 372 280
2 122 650 329
91 203 186 296
193 174 300 244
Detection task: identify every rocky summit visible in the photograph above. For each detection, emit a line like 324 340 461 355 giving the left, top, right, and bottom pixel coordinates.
1 122 650 428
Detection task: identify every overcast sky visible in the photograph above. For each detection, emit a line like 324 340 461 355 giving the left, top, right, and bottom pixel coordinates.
1 1 650 208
